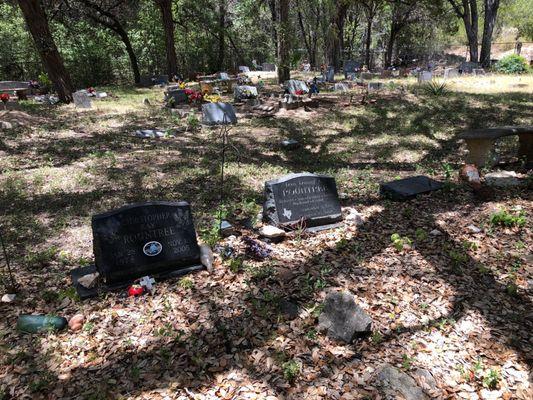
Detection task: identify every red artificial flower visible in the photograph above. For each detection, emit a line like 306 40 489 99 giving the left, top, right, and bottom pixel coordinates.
295 90 304 96
87 87 96 93
0 93 9 104
128 284 144 297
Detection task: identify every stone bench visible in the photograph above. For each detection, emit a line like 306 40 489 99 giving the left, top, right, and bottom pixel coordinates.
458 126 533 166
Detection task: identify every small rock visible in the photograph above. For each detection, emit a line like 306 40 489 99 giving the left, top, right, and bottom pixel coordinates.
317 290 372 343
374 364 429 400
219 220 236 237
429 229 443 236
0 121 13 130
412 368 438 392
467 224 482 234
281 139 300 150
1 293 16 303
279 299 299 319
485 171 522 187
200 244 214 273
459 164 481 189
259 225 286 240
344 208 364 226
68 314 85 331
77 272 99 289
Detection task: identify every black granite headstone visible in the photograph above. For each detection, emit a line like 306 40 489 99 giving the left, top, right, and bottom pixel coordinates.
263 173 343 228
92 201 201 285
166 89 188 105
202 103 237 125
380 176 443 201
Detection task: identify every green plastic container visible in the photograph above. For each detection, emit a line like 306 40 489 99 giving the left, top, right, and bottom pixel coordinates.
16 315 68 333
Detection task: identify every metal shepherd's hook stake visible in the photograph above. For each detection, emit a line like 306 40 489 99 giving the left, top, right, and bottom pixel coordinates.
0 227 17 292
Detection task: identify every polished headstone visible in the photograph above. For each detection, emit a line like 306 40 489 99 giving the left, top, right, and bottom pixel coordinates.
92 201 201 285
380 176 443 201
263 173 343 228
201 102 237 125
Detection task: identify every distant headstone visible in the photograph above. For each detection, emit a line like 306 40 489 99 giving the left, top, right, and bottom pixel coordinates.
326 66 335 82
238 66 250 73
417 71 432 83
334 83 349 92
459 62 479 73
154 75 169 85
166 89 188 105
92 201 201 286
368 82 383 91
234 85 258 100
381 70 392 78
201 102 237 125
219 72 230 80
344 60 360 79
263 172 342 228
139 76 154 87
473 68 485 76
380 176 443 201
285 80 309 95
262 63 276 72
444 68 459 79
73 90 92 109
360 72 373 81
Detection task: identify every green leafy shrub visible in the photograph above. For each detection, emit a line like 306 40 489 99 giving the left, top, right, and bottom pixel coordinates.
489 209 526 228
391 233 412 251
282 359 301 382
494 54 528 74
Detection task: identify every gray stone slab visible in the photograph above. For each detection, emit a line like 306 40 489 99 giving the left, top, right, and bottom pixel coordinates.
201 102 237 125
380 176 443 201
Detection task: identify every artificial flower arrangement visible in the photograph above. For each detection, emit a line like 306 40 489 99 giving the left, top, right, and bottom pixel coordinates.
184 88 203 104
204 94 221 103
0 93 9 109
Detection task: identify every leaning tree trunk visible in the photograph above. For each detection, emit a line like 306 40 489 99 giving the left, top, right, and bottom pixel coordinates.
154 0 178 77
114 24 141 84
17 0 73 102
479 0 500 67
277 0 290 83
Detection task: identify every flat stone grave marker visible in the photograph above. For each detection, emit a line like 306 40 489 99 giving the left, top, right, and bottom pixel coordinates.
73 90 92 109
380 175 443 201
444 68 459 79
262 63 276 72
263 172 343 229
72 201 202 298
417 71 432 83
202 102 237 125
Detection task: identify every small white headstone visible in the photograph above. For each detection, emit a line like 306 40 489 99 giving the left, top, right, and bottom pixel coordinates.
417 71 432 83
73 90 92 108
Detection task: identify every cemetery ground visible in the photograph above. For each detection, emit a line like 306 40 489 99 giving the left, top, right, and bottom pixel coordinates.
0 74 532 399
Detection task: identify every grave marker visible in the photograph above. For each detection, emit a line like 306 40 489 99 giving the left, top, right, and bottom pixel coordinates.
444 68 459 79
202 102 237 125
380 176 443 201
91 201 201 286
263 173 343 229
326 66 335 82
417 71 432 83
73 90 92 109
285 80 309 95
262 63 276 72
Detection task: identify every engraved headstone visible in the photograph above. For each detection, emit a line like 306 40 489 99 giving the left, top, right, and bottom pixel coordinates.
285 80 309 95
91 201 201 286
417 71 432 83
263 173 343 228
239 66 251 73
459 61 479 74
344 60 360 79
73 90 92 109
234 85 258 100
165 89 188 105
334 83 349 92
201 102 237 125
326 66 335 82
380 176 443 201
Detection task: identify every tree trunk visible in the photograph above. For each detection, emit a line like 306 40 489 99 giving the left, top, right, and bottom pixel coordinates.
17 0 73 102
216 0 226 70
448 0 479 62
277 0 290 83
385 27 397 68
480 0 500 67
364 16 373 68
115 25 141 84
154 0 178 77
268 0 278 58
331 2 348 71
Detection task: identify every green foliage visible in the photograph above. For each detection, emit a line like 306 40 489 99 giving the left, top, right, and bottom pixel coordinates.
489 209 526 228
483 369 500 390
401 354 414 370
281 359 301 382
423 80 449 96
178 277 194 289
24 247 58 269
391 233 412 251
494 54 529 74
